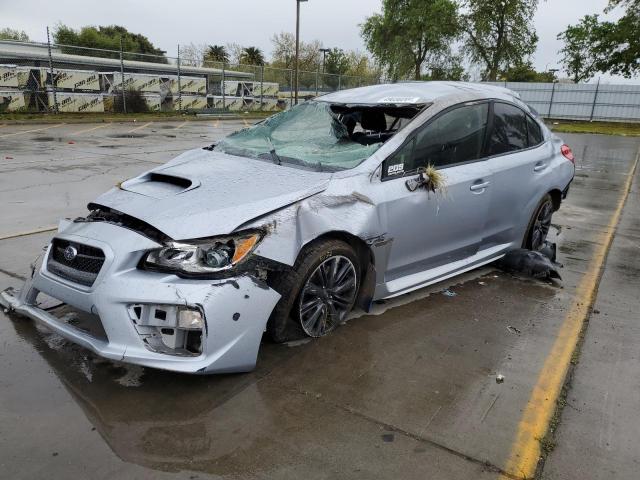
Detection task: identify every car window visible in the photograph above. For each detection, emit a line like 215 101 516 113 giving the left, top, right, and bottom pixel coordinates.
382 103 489 178
487 103 528 155
527 115 543 146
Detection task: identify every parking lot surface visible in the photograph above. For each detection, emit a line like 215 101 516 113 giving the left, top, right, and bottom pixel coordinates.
0 120 638 479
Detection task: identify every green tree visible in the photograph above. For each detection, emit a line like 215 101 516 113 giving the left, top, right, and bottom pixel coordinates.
501 61 557 82
600 0 640 77
424 55 469 81
461 0 539 81
54 24 167 63
557 15 606 83
0 28 30 41
558 1 639 80
361 0 461 80
324 48 351 75
203 44 229 64
240 46 265 66
322 48 380 88
270 32 322 72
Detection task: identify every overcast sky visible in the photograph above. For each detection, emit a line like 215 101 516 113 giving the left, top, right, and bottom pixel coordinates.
1 0 633 82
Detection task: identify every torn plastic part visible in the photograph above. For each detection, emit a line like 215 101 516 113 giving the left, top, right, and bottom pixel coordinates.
496 248 562 280
128 304 204 356
215 101 384 170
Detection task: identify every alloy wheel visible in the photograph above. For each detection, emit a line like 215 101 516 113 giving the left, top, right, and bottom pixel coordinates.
298 255 357 337
531 199 553 251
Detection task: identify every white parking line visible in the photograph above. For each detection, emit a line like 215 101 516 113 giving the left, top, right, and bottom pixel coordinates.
127 122 151 134
70 123 110 136
0 123 65 138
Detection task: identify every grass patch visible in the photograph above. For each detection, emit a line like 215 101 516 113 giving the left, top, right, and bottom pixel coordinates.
547 120 640 137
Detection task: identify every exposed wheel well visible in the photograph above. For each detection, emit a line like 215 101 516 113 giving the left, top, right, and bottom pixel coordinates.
549 189 562 211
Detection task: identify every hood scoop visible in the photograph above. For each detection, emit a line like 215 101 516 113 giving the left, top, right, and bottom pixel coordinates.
120 172 200 199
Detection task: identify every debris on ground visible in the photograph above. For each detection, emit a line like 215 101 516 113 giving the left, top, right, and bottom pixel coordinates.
539 240 559 263
496 244 562 280
442 289 457 297
381 433 395 443
507 325 522 335
496 374 505 384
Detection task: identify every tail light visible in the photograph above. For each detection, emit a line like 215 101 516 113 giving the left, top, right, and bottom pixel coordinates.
561 144 575 164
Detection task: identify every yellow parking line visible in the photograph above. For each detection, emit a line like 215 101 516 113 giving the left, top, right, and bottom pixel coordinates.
0 226 58 241
501 147 640 479
174 121 188 129
70 123 110 136
127 122 151 134
0 123 65 138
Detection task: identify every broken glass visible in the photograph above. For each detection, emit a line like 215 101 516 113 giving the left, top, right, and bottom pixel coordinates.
215 101 384 170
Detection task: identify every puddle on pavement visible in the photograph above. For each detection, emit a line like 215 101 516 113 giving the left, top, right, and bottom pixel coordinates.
107 133 148 139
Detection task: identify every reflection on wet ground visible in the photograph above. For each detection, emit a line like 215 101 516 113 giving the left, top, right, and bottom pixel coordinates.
6 271 558 478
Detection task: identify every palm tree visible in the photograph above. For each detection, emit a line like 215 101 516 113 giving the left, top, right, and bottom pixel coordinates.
203 45 229 64
240 46 265 66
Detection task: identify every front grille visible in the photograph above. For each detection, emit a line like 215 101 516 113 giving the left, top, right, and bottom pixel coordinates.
47 239 105 287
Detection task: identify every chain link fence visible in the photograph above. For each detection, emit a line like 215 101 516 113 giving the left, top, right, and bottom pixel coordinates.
0 31 381 115
3 32 639 121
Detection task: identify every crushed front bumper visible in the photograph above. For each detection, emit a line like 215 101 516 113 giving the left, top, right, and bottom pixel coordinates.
0 221 281 374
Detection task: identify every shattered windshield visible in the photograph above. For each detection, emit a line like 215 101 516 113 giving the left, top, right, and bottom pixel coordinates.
215 101 386 171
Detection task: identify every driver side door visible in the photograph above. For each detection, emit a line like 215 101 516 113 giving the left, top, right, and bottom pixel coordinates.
375 101 493 295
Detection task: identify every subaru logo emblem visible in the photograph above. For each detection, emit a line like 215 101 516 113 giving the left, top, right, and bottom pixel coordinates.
63 246 78 261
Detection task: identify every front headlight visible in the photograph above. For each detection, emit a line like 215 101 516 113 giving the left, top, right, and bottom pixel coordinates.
142 231 262 275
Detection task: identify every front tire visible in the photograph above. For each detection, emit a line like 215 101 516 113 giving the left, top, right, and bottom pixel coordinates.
524 194 554 251
266 239 360 342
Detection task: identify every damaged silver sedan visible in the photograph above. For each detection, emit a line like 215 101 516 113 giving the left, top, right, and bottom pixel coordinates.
1 82 575 373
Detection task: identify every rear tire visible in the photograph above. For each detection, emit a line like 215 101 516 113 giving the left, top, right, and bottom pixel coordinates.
523 194 554 251
266 239 360 343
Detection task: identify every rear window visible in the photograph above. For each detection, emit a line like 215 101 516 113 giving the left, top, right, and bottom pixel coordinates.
487 103 528 155
527 116 544 146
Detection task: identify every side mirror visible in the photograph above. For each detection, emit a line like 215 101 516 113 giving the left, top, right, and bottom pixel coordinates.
405 171 428 192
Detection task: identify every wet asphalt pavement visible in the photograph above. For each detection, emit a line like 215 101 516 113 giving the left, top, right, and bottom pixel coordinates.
0 120 638 479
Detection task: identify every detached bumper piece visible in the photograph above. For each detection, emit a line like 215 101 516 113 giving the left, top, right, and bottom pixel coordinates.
127 303 204 356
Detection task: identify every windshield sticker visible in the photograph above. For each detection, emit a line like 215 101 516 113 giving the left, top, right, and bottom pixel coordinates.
378 96 421 104
387 163 404 176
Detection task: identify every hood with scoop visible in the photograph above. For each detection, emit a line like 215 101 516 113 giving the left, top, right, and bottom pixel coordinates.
92 148 332 240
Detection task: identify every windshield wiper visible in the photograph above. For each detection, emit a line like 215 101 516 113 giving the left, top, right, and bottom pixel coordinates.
264 136 281 166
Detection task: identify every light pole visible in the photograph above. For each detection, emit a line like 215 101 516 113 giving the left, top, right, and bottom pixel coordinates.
317 48 330 96
294 0 308 105
319 47 331 73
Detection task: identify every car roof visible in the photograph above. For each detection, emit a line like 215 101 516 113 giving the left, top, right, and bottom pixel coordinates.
315 81 520 106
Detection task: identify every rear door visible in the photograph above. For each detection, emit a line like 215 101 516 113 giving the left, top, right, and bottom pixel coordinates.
375 102 493 287
482 102 550 250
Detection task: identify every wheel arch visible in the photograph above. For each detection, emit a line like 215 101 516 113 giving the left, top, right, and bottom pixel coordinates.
299 231 376 312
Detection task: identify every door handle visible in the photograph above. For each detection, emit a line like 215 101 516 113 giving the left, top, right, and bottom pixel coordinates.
470 181 490 192
534 162 548 172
